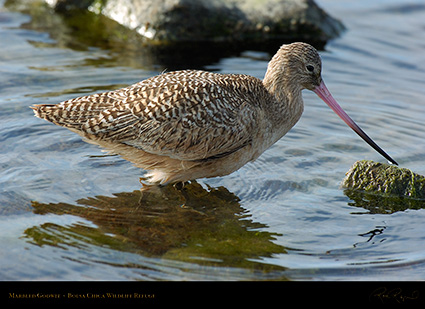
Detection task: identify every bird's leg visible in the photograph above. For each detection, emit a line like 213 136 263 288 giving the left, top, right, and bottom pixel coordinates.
173 181 208 217
173 181 185 191
139 176 150 188
138 177 163 206
138 177 150 205
173 181 190 207
137 181 150 208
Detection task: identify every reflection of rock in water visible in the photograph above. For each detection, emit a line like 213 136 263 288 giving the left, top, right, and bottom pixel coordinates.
28 182 286 270
344 189 425 215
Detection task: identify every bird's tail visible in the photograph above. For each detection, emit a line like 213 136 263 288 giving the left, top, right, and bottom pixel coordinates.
31 104 64 125
30 103 93 130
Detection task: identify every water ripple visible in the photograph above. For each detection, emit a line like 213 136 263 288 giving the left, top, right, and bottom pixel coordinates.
2 0 425 280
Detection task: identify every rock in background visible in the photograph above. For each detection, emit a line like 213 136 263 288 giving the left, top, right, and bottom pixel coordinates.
46 0 344 45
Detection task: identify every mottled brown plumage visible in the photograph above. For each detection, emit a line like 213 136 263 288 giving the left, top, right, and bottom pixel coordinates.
32 42 397 185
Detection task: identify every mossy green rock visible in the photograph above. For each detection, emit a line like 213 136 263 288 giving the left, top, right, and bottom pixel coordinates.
342 160 425 199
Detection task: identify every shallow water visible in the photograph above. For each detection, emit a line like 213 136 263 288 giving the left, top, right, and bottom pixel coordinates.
1 0 425 281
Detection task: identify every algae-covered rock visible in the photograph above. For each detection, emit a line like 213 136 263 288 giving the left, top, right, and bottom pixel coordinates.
342 160 425 199
342 160 425 214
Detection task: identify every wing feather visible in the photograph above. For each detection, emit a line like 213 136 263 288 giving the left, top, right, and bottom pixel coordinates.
35 70 265 162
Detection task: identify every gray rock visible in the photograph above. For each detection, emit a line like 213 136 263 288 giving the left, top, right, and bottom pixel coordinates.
50 0 94 11
46 0 344 44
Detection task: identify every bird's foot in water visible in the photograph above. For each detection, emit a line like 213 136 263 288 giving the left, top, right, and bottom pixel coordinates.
137 178 189 207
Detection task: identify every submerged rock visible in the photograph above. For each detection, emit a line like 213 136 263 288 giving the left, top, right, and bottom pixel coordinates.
342 160 425 199
45 0 344 45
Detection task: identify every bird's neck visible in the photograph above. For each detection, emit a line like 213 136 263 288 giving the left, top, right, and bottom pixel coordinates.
262 70 304 130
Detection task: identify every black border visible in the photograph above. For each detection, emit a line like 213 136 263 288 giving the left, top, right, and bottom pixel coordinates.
2 281 425 305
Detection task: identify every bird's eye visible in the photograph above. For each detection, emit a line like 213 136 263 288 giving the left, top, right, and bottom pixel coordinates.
306 65 315 72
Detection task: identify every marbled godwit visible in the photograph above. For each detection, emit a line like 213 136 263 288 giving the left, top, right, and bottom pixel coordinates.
31 42 397 185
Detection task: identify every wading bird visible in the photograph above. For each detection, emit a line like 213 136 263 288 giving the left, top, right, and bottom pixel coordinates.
32 42 397 186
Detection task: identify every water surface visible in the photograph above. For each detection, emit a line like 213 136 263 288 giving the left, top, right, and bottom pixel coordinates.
1 0 425 281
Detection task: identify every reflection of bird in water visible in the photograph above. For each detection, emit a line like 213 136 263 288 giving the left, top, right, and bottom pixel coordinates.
29 182 287 263
32 42 397 187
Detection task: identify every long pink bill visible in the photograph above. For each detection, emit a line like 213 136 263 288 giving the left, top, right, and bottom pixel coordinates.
313 80 398 165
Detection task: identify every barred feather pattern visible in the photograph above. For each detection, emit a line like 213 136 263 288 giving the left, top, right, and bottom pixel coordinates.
32 70 277 183
32 43 321 184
